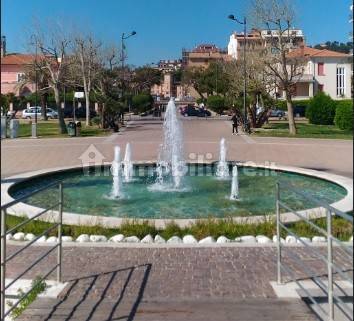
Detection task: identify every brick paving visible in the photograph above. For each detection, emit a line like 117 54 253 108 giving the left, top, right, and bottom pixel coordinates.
6 244 352 320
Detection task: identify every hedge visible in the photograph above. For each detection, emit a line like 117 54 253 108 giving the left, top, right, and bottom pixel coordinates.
306 92 336 125
274 99 311 111
335 100 353 130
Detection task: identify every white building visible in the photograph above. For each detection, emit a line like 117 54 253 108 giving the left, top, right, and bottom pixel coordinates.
228 29 305 60
286 46 352 100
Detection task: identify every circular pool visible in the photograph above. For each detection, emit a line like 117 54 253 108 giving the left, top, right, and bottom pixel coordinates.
8 164 347 220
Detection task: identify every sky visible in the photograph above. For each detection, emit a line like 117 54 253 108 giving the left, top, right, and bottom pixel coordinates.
1 0 352 66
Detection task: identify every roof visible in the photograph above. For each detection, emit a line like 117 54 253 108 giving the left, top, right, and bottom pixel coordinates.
1 54 36 65
287 46 351 58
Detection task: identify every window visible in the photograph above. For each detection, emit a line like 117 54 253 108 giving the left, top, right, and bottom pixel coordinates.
17 73 25 82
318 63 325 76
336 67 345 96
318 84 324 92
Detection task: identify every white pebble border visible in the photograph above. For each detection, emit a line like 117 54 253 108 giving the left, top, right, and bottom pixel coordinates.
7 232 354 245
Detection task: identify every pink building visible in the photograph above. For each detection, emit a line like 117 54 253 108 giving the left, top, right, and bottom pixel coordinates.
1 54 35 96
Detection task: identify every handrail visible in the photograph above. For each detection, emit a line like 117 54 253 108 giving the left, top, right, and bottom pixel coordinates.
276 182 353 321
0 182 63 321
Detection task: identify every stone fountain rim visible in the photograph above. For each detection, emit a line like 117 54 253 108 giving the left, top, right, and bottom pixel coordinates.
1 162 353 228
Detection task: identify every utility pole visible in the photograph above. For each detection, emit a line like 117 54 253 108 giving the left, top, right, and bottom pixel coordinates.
228 14 249 134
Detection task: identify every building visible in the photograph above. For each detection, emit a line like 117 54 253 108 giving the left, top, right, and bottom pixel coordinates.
286 46 352 100
156 59 182 73
228 28 305 60
182 44 229 68
150 58 183 99
1 53 36 96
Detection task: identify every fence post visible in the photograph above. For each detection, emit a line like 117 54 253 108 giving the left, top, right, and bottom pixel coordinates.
276 182 282 285
57 183 63 283
1 209 7 321
327 209 334 321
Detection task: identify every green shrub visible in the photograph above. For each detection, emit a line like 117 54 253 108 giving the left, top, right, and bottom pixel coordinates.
306 92 336 125
207 95 225 115
335 100 353 130
91 116 101 126
132 94 154 113
274 99 311 111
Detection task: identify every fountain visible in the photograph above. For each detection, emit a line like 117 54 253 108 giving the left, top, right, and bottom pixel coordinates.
230 165 240 201
123 143 134 182
110 146 122 198
155 98 186 189
216 138 229 178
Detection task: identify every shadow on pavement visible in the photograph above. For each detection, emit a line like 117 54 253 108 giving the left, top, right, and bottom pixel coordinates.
40 264 151 321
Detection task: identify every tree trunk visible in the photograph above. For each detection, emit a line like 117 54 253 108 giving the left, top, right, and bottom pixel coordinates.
40 93 47 121
85 90 90 126
285 92 297 135
53 86 67 134
100 103 105 129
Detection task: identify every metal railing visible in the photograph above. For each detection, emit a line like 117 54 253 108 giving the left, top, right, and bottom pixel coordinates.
276 181 353 321
0 182 63 321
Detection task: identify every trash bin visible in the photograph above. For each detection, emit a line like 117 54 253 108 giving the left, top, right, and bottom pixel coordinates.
9 119 19 138
75 121 81 137
67 121 76 137
1 116 7 139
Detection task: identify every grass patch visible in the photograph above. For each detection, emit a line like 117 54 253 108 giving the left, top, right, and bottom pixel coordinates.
17 120 111 138
6 214 353 241
253 123 353 140
7 276 46 319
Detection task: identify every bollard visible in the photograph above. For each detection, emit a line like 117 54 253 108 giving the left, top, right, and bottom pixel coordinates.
9 119 19 139
0 116 6 139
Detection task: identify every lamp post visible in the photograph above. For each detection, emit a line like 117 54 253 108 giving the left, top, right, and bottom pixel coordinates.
121 31 137 116
30 35 38 138
228 14 249 134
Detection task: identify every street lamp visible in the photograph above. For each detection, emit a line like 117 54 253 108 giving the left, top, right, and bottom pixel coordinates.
30 34 38 138
121 31 137 116
228 14 249 134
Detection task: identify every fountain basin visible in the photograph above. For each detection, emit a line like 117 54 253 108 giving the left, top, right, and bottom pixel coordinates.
2 162 352 228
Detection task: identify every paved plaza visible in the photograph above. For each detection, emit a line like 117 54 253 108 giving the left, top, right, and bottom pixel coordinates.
2 118 353 320
7 244 330 321
1 118 353 179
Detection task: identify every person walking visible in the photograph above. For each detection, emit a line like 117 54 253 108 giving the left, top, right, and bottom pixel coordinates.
231 113 239 135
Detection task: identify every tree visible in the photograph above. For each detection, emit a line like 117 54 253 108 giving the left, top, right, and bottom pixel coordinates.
224 51 274 129
182 67 208 99
30 23 72 134
252 0 306 135
17 56 51 120
73 35 102 126
207 95 225 115
131 66 162 94
132 94 154 113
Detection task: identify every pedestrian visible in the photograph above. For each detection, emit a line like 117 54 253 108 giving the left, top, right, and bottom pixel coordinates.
231 113 238 135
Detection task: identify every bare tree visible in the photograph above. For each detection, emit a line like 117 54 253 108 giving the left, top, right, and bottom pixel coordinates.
252 0 306 135
225 53 274 129
73 35 102 125
30 22 71 133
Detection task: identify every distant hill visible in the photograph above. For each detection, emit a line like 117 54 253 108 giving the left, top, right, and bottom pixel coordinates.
312 41 353 54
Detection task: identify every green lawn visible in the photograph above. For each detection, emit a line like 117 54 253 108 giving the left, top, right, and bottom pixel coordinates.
253 122 353 140
5 214 353 241
17 120 111 138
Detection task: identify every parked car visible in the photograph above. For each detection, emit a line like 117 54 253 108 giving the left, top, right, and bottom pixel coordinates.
181 105 200 117
22 107 58 119
269 109 286 119
197 109 211 117
293 105 307 118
